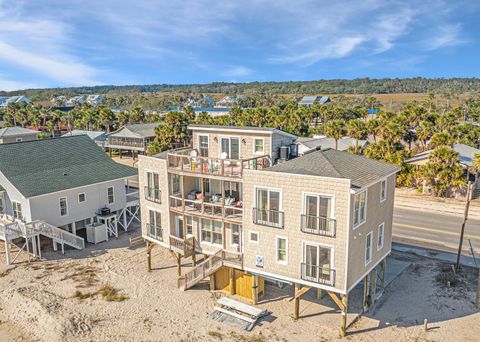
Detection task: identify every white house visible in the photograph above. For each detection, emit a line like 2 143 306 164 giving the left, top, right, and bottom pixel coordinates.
0 96 31 109
0 135 139 239
298 96 331 108
86 95 105 106
65 96 85 106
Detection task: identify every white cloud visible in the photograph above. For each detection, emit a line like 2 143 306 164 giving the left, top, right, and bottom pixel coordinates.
424 24 464 50
221 66 252 78
0 76 38 91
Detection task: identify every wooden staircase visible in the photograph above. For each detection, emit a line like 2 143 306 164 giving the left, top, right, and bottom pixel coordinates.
178 250 243 291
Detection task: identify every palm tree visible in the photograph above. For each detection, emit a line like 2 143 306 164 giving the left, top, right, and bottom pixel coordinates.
325 120 347 150
429 132 451 149
367 119 380 142
416 122 434 150
347 119 367 153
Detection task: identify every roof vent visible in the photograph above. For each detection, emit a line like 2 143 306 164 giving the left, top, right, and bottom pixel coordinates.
63 172 68 176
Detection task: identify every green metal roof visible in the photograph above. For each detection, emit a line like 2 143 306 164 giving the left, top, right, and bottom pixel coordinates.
0 135 138 198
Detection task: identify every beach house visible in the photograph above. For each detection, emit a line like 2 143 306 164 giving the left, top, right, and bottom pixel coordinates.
137 124 400 335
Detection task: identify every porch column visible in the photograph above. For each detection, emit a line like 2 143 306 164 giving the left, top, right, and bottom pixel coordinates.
293 283 301 320
380 258 387 292
71 221 77 235
229 267 235 295
371 267 378 305
363 273 370 312
252 275 259 305
340 294 349 337
176 252 182 276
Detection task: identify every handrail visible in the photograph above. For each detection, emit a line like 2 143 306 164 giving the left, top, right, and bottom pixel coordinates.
300 263 335 286
252 207 284 228
144 186 161 203
146 223 162 241
300 214 336 237
27 220 85 250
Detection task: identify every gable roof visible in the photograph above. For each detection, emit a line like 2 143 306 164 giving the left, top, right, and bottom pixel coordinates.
62 130 107 141
109 123 158 138
296 136 368 152
0 127 38 138
187 124 297 139
299 96 330 105
262 149 400 188
0 135 137 198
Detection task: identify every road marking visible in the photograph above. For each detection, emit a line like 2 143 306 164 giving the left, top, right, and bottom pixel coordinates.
394 223 480 240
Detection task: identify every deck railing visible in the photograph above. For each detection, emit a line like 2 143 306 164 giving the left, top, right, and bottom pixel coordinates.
252 207 284 228
167 149 271 179
169 195 243 222
144 186 161 203
300 214 336 237
169 235 195 257
146 223 162 241
300 263 335 286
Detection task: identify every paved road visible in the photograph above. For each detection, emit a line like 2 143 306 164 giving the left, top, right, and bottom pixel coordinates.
393 207 480 256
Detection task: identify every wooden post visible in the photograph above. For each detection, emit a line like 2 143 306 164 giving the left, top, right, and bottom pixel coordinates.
381 258 387 292
363 273 370 312
176 253 182 276
210 273 216 291
252 275 259 305
229 267 235 295
192 253 196 267
371 267 378 305
424 319 428 332
476 269 480 308
340 294 348 337
316 288 322 300
147 241 152 272
5 239 11 265
293 283 301 320
456 182 473 270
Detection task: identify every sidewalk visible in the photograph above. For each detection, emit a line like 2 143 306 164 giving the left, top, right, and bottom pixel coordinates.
395 188 480 220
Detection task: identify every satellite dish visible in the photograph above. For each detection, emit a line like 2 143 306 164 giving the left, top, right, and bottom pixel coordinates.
220 152 228 159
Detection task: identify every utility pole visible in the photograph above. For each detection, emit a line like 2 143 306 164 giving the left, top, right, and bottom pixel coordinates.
456 182 473 270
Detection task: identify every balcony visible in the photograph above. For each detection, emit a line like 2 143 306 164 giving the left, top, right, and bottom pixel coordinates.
300 215 336 237
109 137 148 149
146 223 163 241
167 148 271 179
301 263 335 286
169 235 195 257
169 195 243 223
252 208 284 228
144 186 161 203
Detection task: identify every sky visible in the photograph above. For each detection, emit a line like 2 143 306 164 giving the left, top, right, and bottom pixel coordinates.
0 0 480 91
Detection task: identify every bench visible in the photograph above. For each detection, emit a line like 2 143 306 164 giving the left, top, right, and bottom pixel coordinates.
213 297 268 331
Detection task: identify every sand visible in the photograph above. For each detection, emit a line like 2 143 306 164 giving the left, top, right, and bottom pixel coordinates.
0 229 479 342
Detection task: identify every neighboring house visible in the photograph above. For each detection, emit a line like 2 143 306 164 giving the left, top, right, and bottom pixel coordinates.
0 96 31 109
168 106 231 118
296 136 368 154
108 123 158 157
215 95 244 108
298 96 330 108
0 127 38 144
0 136 138 239
405 143 480 194
65 96 85 107
86 95 105 106
137 124 400 335
62 130 108 149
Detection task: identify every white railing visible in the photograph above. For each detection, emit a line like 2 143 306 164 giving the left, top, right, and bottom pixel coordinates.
27 220 85 250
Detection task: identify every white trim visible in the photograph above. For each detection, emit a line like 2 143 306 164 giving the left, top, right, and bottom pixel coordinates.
351 171 399 192
218 135 241 159
244 267 344 294
352 189 367 229
78 192 86 203
59 196 68 217
197 133 210 156
365 231 373 265
253 185 283 210
253 137 265 155
301 191 335 220
276 236 288 265
346 251 390 293
187 125 298 139
107 186 115 204
377 222 385 251
380 178 387 203
344 183 351 292
249 230 259 244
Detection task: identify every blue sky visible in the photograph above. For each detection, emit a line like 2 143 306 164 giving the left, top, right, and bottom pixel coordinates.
0 0 479 91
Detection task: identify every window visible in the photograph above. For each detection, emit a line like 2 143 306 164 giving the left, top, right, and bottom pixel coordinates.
353 190 367 228
186 216 193 235
365 232 372 264
78 193 86 203
254 188 283 227
201 219 222 245
377 223 385 250
146 172 160 202
148 209 162 240
16 138 23 142
220 137 240 159
107 187 114 204
254 138 264 154
230 224 240 245
12 202 22 220
249 231 259 243
302 243 333 284
380 179 387 202
303 194 334 233
199 135 209 157
171 174 181 195
59 197 68 216
276 237 288 264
